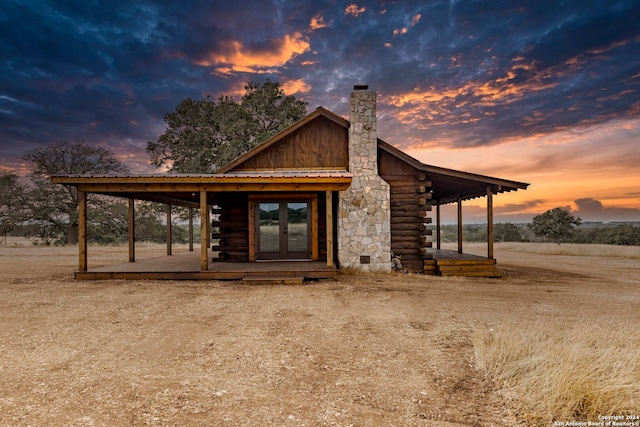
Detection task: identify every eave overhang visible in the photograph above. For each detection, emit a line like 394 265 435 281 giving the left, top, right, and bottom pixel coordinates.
377 140 529 204
52 171 352 207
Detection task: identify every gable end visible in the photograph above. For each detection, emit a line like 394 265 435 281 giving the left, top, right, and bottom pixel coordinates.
228 115 348 171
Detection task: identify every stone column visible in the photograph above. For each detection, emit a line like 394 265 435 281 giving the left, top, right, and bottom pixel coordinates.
338 87 391 272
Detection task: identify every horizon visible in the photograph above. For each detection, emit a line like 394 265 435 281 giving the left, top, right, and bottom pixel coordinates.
1 1 639 224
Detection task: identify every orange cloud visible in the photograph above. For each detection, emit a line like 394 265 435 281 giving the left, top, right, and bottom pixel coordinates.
345 4 365 16
393 27 407 36
587 39 631 55
195 32 310 75
281 79 311 95
383 75 558 132
309 13 329 31
385 86 468 106
411 13 421 26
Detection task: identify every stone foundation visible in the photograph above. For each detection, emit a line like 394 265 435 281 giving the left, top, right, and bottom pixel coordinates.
338 88 391 272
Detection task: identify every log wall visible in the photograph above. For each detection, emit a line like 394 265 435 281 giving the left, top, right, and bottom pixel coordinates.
210 193 249 262
378 150 433 272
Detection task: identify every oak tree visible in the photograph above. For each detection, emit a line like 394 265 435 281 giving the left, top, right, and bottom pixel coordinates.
22 140 128 244
529 207 582 243
146 80 307 173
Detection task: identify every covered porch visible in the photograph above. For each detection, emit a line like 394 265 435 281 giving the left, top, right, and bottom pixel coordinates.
52 172 351 281
376 142 529 275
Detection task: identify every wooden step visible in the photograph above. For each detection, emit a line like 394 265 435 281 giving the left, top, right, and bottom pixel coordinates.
242 275 304 285
439 269 500 278
436 259 496 266
437 265 500 278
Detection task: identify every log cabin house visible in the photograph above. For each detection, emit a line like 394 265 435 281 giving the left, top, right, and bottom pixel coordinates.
52 86 528 281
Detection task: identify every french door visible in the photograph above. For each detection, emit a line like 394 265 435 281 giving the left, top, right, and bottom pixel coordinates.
256 201 311 260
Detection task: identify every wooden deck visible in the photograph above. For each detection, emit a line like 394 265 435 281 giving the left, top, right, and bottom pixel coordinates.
74 249 499 281
75 251 336 281
424 249 499 277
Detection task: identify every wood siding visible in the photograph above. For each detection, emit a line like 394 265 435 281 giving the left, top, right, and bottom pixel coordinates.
378 148 433 272
231 116 348 170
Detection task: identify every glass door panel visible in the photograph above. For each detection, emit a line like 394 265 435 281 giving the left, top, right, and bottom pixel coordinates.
286 202 308 255
258 202 280 255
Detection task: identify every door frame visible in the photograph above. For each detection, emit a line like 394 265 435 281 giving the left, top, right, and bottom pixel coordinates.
248 193 318 262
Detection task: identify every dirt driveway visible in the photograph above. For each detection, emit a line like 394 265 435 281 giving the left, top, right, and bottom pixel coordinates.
1 242 638 426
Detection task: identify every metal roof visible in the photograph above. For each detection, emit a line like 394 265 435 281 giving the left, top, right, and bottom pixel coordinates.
52 170 353 208
377 140 529 204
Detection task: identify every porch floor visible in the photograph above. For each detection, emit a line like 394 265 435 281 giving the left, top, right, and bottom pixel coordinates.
74 249 499 280
75 251 336 281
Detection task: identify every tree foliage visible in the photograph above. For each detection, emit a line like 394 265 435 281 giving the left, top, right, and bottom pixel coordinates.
19 141 128 244
528 207 582 243
494 222 525 242
87 200 190 245
146 80 307 173
1 141 198 245
576 223 640 246
0 173 28 238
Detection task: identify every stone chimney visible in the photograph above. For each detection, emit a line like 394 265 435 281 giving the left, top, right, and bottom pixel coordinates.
337 86 391 272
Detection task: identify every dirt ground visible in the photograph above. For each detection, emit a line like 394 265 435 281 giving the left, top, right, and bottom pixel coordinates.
0 241 638 426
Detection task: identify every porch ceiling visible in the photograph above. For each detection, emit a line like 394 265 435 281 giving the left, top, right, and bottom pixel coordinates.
424 165 529 204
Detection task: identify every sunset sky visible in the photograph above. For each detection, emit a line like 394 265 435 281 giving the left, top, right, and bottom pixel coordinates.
1 0 639 223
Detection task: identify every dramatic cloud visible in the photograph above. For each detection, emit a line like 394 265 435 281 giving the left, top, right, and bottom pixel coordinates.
281 79 311 96
345 4 366 17
495 200 545 215
573 198 640 222
195 33 311 75
1 0 639 221
309 14 329 31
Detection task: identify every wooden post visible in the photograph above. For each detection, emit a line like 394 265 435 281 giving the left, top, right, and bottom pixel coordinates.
326 191 333 267
166 204 172 256
78 190 87 272
487 186 494 259
311 197 318 261
457 196 463 254
200 191 208 271
248 200 256 261
188 207 194 252
128 198 135 262
436 203 441 250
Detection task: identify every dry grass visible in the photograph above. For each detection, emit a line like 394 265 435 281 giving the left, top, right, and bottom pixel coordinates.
497 242 640 259
1 239 638 425
473 319 640 425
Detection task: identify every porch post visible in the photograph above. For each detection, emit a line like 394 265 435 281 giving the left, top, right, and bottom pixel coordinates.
436 202 441 250
487 186 494 259
166 204 172 256
188 207 194 252
78 190 87 272
457 195 463 254
128 198 135 262
200 191 209 271
326 191 334 267
311 197 319 261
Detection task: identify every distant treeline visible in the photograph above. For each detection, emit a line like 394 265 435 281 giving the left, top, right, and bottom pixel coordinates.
435 222 640 246
4 220 194 246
